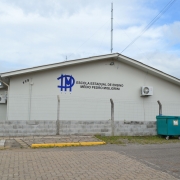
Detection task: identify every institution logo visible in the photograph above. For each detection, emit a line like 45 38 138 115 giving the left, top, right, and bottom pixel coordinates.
57 74 75 92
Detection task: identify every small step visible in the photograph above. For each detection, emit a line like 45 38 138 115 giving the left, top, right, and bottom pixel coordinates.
0 140 5 148
15 139 30 148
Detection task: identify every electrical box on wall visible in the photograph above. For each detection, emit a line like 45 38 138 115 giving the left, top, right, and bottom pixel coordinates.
141 86 153 96
0 95 7 103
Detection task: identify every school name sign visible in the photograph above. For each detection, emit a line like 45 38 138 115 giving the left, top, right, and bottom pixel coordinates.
76 81 124 90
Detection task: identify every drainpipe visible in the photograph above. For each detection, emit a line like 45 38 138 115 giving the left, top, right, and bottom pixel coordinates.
0 77 9 120
157 100 162 116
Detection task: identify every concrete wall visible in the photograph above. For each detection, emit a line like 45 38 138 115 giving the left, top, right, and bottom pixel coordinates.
0 120 57 137
114 121 156 136
0 120 156 137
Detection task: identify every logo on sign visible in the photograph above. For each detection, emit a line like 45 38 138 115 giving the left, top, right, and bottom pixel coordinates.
57 74 75 92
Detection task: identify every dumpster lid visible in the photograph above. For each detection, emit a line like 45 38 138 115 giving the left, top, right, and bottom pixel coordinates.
156 115 180 119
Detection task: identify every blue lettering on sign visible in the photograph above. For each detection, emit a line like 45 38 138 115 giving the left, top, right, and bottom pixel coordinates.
57 74 75 92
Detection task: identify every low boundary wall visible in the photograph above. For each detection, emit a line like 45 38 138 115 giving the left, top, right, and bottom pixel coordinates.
0 121 56 137
0 120 157 136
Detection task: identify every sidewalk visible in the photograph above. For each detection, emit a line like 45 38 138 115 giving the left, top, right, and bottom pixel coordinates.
0 135 105 148
0 148 177 180
0 137 180 179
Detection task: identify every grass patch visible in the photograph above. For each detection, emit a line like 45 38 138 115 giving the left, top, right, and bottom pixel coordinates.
95 135 180 145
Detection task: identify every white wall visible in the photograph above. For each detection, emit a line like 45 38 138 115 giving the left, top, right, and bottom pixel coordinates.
0 89 7 121
7 58 180 121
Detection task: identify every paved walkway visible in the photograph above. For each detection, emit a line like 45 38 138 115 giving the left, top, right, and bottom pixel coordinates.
1 136 102 148
1 137 180 179
0 148 178 180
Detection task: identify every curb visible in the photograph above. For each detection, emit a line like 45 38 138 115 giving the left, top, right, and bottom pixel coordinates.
31 141 106 148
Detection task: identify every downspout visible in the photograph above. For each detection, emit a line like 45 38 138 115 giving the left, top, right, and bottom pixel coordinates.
0 77 9 120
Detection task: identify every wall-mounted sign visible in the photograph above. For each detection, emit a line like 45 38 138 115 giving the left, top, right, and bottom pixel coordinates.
57 74 75 92
57 74 123 92
76 81 123 90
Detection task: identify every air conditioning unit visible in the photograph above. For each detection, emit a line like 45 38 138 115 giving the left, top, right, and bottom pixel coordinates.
0 95 6 103
141 86 153 96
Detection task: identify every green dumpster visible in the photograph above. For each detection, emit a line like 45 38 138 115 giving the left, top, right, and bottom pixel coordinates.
156 116 180 140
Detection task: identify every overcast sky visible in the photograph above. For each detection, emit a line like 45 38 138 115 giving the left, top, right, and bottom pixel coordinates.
0 0 180 78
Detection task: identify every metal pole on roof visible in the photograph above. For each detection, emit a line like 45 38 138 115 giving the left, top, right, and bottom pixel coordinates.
111 3 113 53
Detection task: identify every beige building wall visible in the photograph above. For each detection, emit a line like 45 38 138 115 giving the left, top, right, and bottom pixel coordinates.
0 89 7 121
7 58 180 121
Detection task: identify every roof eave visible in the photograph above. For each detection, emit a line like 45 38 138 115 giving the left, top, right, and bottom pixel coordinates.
118 54 180 86
1 53 119 78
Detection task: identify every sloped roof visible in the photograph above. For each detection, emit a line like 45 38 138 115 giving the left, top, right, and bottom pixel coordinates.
1 53 180 86
118 54 180 86
0 53 118 77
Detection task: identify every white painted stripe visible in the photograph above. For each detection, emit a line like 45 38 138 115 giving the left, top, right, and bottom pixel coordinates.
141 159 160 168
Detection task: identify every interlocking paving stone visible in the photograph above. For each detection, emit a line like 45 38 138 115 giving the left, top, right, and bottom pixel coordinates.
0 150 178 180
1 137 180 179
51 143 180 179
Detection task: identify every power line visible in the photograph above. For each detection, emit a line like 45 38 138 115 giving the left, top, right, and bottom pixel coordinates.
121 0 176 54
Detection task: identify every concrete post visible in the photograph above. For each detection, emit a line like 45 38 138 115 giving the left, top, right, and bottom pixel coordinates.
28 79 33 121
56 95 60 135
110 98 114 136
157 100 162 116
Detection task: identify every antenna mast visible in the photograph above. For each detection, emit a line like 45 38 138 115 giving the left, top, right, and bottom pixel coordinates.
111 3 113 53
